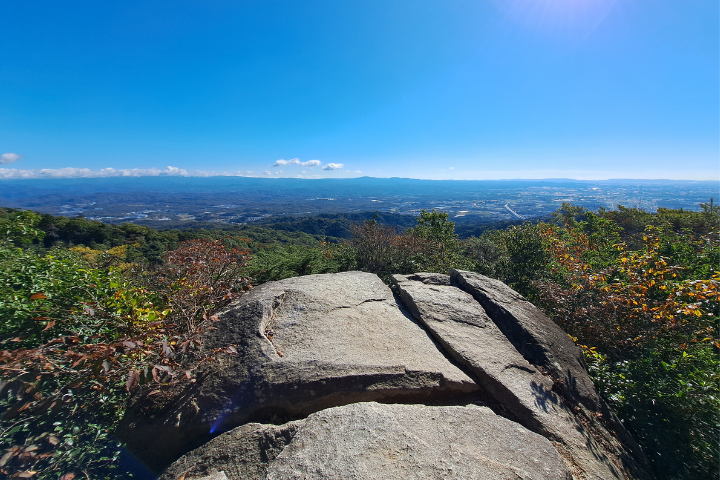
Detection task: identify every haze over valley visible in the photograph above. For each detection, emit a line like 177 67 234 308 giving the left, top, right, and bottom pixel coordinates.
1 177 715 231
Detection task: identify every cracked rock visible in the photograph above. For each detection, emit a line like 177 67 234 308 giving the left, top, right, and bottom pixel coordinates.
392 273 647 480
118 272 478 472
162 402 572 480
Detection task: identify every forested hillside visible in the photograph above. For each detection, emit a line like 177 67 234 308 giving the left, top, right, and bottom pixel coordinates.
0 204 717 479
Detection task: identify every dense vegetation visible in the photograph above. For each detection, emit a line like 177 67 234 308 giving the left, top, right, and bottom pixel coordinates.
0 204 717 479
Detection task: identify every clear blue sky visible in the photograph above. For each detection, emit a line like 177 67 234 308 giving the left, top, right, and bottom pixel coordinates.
1 0 718 180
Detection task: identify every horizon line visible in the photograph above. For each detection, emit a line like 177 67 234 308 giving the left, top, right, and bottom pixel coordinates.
0 172 717 183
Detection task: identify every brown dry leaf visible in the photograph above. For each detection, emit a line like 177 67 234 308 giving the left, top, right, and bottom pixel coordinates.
59 473 76 480
30 293 47 300
41 321 56 332
126 370 140 391
0 450 14 467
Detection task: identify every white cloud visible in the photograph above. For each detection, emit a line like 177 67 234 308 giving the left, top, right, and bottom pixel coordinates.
273 158 300 166
263 170 272 175
322 163 344 170
274 170 283 175
0 165 189 179
273 158 321 168
0 153 22 165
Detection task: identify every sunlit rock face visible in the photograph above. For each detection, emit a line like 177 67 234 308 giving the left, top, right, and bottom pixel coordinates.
119 271 651 480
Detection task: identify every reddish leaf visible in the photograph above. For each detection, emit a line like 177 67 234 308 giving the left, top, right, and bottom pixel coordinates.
30 293 47 300
126 370 140 391
71 357 86 368
41 321 56 332
59 473 76 480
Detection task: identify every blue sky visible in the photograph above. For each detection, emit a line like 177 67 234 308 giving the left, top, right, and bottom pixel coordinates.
1 0 718 180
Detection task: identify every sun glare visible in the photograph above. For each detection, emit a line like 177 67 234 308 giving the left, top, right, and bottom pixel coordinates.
493 0 619 37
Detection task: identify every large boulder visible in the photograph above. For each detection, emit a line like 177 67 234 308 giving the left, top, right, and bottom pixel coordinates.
391 273 649 480
449 269 600 409
160 402 572 480
118 272 478 472
120 271 651 479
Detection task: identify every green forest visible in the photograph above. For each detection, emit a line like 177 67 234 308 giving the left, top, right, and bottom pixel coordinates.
0 203 718 479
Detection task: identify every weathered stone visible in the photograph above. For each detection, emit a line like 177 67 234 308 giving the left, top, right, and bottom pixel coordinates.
391 273 635 480
196 473 229 480
119 272 478 472
450 269 600 410
449 269 652 478
159 421 302 480
163 402 572 480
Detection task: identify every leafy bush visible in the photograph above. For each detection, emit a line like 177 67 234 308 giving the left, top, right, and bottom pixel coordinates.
461 223 548 300
0 210 251 479
247 243 353 284
534 210 719 480
348 210 472 282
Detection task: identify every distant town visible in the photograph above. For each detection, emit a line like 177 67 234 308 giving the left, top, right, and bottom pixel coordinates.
1 177 716 229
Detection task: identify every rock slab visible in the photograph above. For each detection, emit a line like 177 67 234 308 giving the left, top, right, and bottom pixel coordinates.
162 402 572 480
118 272 478 471
391 273 633 480
450 269 600 409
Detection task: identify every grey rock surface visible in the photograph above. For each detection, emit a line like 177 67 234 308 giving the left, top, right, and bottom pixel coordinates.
195 473 229 480
118 272 478 471
162 402 572 480
450 269 600 409
159 421 302 480
391 273 633 480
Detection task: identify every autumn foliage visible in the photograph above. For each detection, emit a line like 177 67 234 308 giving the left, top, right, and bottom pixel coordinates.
0 212 251 479
1 204 717 480
532 211 719 479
